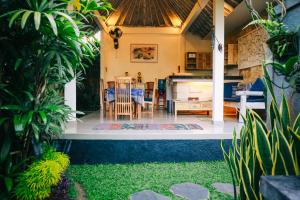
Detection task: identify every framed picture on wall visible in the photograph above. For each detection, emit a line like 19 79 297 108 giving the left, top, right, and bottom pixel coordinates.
130 44 158 63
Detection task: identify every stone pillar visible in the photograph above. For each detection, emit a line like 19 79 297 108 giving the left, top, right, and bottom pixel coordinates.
212 0 224 123
64 78 76 121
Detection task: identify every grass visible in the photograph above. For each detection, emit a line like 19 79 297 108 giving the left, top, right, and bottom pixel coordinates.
66 161 234 200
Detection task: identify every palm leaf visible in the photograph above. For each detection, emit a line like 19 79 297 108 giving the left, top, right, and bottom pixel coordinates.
34 11 41 30
44 13 58 35
55 11 80 36
21 11 33 29
8 10 25 28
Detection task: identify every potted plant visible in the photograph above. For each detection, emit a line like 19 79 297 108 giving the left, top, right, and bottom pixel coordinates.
245 1 299 59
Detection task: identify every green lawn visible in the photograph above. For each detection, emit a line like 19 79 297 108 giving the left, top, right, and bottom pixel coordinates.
67 161 234 200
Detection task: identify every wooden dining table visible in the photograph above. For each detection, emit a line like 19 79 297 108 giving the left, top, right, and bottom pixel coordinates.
106 87 144 119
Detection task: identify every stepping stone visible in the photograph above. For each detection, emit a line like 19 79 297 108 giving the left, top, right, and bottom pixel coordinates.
170 183 209 200
212 182 239 197
130 190 171 200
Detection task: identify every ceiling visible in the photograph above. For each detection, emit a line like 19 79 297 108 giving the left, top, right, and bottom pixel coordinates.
104 0 197 27
102 0 244 37
188 0 243 38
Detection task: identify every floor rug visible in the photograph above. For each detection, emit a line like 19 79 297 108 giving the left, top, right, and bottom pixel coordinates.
93 123 203 130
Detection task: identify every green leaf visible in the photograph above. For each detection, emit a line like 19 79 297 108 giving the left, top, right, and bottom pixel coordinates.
276 124 297 175
285 56 299 76
263 66 277 104
254 119 273 175
34 11 41 30
0 117 8 126
280 94 291 140
13 115 25 133
290 128 300 174
21 11 33 29
55 11 80 36
293 114 300 135
0 105 22 111
44 13 58 36
0 135 11 163
240 158 259 200
27 111 34 124
4 177 13 192
14 58 22 70
39 111 47 124
8 10 24 28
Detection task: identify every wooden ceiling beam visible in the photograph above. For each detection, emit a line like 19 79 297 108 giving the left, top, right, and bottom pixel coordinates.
180 0 210 34
93 11 109 33
117 0 134 26
155 0 172 26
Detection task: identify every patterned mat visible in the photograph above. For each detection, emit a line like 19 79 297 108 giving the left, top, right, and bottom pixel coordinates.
93 123 203 130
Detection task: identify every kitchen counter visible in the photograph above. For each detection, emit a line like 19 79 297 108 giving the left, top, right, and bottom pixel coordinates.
168 75 243 81
165 75 243 113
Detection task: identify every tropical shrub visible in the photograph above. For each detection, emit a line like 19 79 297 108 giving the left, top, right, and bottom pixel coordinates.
221 68 300 200
42 146 70 171
15 148 70 200
0 0 112 198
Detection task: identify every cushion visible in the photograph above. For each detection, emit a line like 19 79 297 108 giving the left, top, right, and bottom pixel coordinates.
248 78 265 102
250 78 264 91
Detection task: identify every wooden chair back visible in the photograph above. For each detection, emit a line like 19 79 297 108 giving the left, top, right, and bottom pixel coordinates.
107 81 115 88
144 79 156 118
114 77 132 120
145 81 154 98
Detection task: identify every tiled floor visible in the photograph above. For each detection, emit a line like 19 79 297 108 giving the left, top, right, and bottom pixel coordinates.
64 111 242 140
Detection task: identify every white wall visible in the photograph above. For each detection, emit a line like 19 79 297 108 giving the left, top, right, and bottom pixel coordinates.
101 28 211 83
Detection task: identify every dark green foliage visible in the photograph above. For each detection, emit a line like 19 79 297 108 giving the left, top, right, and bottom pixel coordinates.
0 0 112 198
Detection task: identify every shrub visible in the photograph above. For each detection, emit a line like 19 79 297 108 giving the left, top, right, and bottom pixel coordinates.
42 147 70 171
15 150 70 200
221 70 300 200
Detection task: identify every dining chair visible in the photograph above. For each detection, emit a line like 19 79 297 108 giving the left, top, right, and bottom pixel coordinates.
115 77 133 120
143 79 156 118
105 81 115 118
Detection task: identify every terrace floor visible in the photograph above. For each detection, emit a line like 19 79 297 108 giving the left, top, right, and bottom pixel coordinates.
63 111 242 140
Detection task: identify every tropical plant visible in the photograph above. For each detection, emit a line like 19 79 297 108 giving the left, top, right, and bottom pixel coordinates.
221 67 300 200
245 0 298 59
263 56 300 91
15 148 70 200
0 0 112 198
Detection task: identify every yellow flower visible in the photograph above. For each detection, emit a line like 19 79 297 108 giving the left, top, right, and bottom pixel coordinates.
68 0 81 11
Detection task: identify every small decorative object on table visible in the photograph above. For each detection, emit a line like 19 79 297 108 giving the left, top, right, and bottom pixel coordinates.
137 72 142 83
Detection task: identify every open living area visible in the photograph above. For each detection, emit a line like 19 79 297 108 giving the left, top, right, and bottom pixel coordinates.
64 0 267 140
